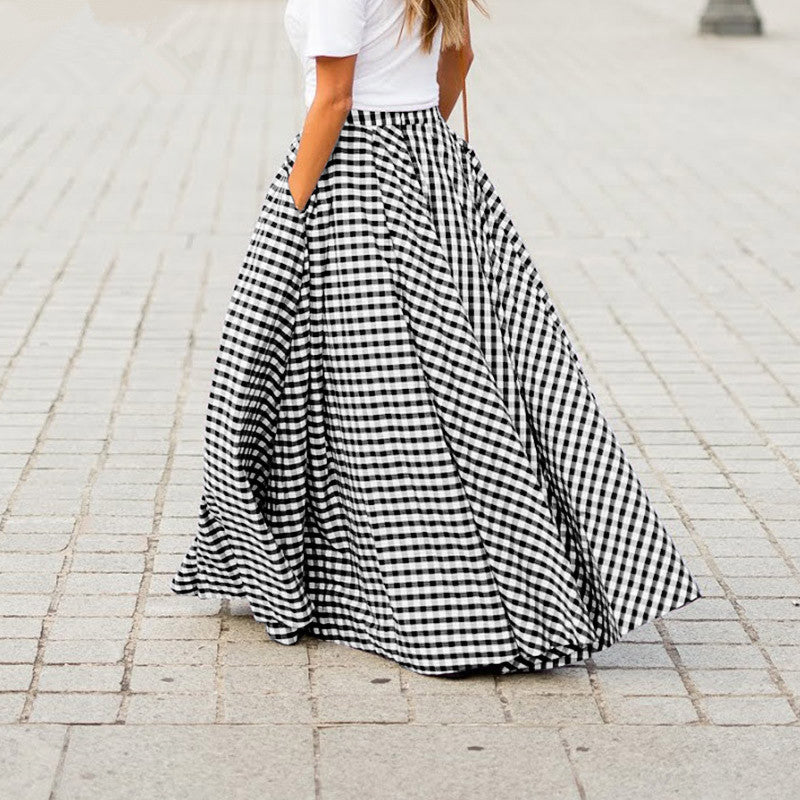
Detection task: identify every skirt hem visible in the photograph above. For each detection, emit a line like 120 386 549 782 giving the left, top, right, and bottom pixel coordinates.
169 578 703 677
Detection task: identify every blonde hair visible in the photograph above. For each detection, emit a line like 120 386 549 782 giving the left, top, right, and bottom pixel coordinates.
399 0 490 54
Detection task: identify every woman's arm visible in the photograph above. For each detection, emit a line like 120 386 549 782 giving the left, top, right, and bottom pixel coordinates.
288 55 356 211
437 8 474 122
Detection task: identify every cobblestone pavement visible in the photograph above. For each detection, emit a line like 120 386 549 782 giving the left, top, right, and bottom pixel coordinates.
1 0 799 797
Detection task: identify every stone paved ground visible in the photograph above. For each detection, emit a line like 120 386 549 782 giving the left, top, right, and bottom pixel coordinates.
1 0 799 797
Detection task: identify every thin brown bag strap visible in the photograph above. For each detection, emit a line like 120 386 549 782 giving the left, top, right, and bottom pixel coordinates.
459 38 469 143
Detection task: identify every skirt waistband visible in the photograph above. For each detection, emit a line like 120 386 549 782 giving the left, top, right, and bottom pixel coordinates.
345 105 442 127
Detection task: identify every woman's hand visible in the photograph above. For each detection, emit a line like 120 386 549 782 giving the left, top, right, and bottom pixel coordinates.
288 54 357 213
288 171 309 211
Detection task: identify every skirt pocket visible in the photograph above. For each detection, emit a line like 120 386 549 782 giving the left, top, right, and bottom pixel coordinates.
275 132 319 222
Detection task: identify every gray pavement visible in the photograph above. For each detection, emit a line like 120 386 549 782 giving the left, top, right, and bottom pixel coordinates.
1 0 799 797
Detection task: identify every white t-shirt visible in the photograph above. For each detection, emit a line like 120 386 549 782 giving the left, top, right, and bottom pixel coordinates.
284 0 444 111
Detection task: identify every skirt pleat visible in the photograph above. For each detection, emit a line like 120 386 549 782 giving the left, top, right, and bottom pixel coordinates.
170 105 701 676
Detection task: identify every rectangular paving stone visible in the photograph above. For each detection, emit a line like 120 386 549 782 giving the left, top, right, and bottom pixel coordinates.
12 498 83 515
0 594 52 616
769 522 800 539
222 692 313 724
664 620 752 644
43 639 126 664
714 557 791 577
725 577 800 596
0 663 34 691
49 617 133 640
128 664 216 694
0 552 65 572
411 693 507 723
691 521 765 538
70 553 146 572
73 534 148 553
133 640 217 666
146 574 182 594
308 637 395 667
126 693 217 724
735 598 800 620
786 541 800 557
675 644 767 669
0 725 67 800
679 503 754 520
507 694 603 725
603 694 699 725
143 595 221 617
614 623 663 643
402 669 499 696
764 645 800 670
593 668 688 696
37 664 124 693
706 538 781 557
0 617 43 638
318 725 580 799
3 517 75 534
0 533 71 554
81 515 154 534
223 665 309 695
88 500 159 516
138 617 221 639
496 666 592 695
657 596 738 620
564 725 800 799
313 663 401 695
780 671 800 695
315 691 409 723
749 620 800 645
0 638 39 663
0 573 58 593
61 572 142 594
688 668 781 696
704 696 797 726
589 643 675 668
29 692 120 724
224 640 309 666
0 692 26 722
56 595 138 617
55 725 315 799
90 484 159 501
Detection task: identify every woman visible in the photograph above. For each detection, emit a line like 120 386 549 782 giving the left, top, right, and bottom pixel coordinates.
171 0 702 677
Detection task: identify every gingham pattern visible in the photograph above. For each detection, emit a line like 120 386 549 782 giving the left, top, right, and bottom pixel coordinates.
170 105 702 676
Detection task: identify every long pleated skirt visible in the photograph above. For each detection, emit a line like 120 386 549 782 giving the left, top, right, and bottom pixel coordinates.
170 104 702 676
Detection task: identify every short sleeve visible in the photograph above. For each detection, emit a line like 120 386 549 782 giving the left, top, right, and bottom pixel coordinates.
304 0 367 58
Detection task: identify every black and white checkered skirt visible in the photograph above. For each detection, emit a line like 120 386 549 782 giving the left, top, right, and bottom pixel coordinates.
170 105 701 676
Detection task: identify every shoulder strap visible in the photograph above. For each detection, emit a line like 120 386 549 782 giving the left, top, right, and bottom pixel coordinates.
459 44 469 143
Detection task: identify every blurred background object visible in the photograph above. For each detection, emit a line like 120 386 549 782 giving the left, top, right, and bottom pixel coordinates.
700 0 763 35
